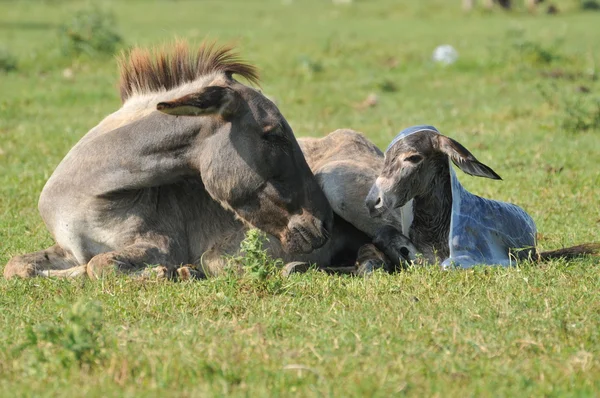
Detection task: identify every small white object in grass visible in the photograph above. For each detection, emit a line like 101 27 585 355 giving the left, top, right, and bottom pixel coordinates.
364 93 378 107
432 45 458 65
62 68 74 79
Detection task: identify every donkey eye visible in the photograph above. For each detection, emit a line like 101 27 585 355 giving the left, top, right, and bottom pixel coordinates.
404 154 423 163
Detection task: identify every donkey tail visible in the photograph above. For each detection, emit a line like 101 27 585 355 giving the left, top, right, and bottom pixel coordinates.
538 243 600 262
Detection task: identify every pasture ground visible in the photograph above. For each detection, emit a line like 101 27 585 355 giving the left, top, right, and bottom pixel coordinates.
1 0 599 396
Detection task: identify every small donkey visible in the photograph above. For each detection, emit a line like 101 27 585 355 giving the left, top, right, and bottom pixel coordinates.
366 125 598 269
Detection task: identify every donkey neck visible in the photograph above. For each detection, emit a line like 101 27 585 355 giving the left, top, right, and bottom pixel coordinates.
181 178 247 261
410 160 452 262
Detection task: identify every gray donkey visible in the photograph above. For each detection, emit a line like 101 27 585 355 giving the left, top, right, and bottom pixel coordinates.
366 125 598 269
4 41 389 279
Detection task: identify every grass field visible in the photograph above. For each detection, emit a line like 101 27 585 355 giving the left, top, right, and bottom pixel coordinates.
1 0 599 396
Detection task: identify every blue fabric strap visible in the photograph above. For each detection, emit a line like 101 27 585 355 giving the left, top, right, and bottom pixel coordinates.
386 125 440 152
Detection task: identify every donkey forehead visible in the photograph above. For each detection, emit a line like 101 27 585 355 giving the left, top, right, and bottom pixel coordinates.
385 127 441 160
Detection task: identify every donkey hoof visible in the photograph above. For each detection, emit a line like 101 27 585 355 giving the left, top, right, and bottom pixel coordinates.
355 259 383 276
176 265 205 281
177 266 192 280
282 261 311 277
138 265 171 280
154 265 169 279
3 259 36 279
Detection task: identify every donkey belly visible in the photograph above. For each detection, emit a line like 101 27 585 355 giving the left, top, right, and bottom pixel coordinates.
40 180 215 266
40 206 124 265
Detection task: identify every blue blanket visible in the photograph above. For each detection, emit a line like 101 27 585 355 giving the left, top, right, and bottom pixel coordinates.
388 125 537 268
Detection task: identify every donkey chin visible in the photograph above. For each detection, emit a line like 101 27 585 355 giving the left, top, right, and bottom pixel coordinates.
279 213 331 254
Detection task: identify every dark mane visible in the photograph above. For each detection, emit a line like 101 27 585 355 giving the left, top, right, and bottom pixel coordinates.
117 41 260 103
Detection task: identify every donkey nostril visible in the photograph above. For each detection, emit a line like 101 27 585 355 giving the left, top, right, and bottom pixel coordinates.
400 247 410 258
374 197 383 209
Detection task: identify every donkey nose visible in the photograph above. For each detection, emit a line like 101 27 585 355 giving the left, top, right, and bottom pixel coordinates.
365 186 385 218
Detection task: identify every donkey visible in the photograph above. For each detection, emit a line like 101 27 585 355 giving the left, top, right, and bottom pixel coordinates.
366 125 599 269
4 41 389 280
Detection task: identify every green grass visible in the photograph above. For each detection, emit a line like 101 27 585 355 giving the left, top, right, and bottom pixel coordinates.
1 0 599 396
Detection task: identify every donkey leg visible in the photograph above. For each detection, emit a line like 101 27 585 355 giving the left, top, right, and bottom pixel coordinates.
282 261 313 277
297 244 389 276
176 265 206 280
86 241 175 279
40 265 88 278
296 244 389 276
353 244 390 275
4 244 80 279
282 262 357 276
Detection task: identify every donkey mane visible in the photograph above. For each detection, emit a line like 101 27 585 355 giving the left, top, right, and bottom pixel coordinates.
117 41 260 103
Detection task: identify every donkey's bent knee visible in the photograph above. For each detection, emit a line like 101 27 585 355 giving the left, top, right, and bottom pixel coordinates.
86 243 175 279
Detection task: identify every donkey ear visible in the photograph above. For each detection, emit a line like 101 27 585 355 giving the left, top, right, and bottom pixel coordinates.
156 86 239 118
436 135 502 180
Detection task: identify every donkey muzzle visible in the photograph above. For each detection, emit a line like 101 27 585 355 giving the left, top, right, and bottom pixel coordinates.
365 185 387 218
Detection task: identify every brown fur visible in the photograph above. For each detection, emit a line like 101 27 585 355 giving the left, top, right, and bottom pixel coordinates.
118 41 260 102
537 244 600 262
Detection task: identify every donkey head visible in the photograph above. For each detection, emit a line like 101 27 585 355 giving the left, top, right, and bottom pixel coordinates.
156 78 333 254
366 126 501 217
